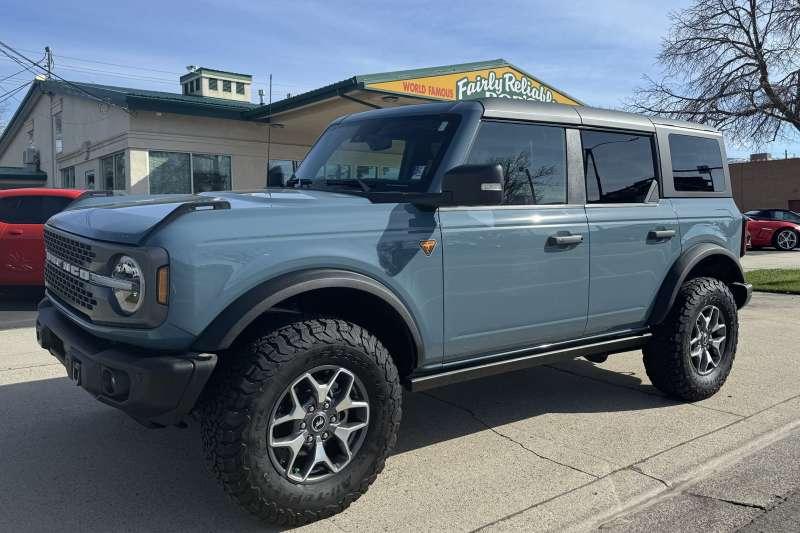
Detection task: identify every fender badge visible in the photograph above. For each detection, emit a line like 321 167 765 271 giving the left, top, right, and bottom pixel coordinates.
419 239 437 256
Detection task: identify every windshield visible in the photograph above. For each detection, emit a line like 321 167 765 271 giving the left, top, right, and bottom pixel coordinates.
291 114 461 193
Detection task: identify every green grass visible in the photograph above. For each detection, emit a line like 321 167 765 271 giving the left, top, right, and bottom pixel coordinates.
745 269 800 295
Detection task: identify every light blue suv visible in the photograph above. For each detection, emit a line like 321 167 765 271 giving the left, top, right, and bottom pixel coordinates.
35 98 751 525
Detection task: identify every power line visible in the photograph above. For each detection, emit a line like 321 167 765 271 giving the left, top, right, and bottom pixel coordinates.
0 80 31 105
0 41 132 115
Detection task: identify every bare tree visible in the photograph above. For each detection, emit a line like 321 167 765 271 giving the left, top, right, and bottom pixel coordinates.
630 0 800 145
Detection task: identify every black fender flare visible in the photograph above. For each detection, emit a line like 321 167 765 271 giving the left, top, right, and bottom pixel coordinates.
648 243 748 325
192 269 424 357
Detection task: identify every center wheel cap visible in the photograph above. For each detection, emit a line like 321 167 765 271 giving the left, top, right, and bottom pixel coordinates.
311 414 327 432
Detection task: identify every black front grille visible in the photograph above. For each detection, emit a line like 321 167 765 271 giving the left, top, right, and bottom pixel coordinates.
44 262 98 312
44 228 95 268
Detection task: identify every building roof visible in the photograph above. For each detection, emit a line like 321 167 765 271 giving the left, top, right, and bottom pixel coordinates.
0 166 48 180
0 79 261 154
244 58 583 120
179 68 253 82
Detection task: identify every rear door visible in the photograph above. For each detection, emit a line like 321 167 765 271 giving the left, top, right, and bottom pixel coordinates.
0 194 72 285
582 129 681 334
439 121 589 362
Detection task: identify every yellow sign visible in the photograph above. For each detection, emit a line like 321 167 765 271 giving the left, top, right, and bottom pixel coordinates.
366 66 579 105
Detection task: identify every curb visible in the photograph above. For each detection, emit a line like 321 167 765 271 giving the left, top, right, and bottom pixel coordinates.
478 395 800 532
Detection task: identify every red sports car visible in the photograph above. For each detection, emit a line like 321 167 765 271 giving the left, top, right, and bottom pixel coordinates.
745 209 800 251
0 188 85 286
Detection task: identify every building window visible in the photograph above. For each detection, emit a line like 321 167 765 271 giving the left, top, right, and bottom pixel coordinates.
582 130 657 204
209 78 218 91
183 83 189 95
195 78 201 91
54 113 63 154
148 151 232 194
192 154 232 192
60 166 75 188
467 122 567 205
101 152 126 191
236 82 245 95
85 170 95 190
669 134 726 192
223 80 231 92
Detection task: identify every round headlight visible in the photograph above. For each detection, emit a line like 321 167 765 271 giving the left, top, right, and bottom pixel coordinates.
112 255 144 314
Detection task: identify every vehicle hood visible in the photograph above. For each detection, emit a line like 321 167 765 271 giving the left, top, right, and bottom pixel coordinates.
47 189 373 245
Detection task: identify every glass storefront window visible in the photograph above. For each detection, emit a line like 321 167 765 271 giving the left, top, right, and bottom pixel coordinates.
101 152 126 191
192 154 231 192
148 151 231 193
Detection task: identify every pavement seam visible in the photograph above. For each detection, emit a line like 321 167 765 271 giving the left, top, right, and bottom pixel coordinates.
419 391 600 480
543 364 747 419
0 363 61 372
472 394 800 531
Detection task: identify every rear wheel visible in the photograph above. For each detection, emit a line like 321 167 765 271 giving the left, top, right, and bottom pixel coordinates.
200 318 402 526
643 277 738 401
773 229 799 251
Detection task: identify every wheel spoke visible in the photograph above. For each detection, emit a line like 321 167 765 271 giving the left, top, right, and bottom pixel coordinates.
269 431 307 474
271 386 306 429
302 372 331 405
333 422 368 460
302 439 339 481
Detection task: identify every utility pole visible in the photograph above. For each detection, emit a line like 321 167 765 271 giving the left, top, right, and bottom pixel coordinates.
266 73 272 186
45 46 52 79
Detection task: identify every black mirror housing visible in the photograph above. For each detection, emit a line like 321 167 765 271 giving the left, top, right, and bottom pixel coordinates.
440 164 504 207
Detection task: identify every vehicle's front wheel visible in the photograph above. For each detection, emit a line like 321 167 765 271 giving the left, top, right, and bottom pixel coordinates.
773 228 799 251
643 277 738 401
200 319 402 526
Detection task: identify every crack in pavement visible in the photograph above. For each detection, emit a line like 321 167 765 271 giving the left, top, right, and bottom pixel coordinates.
628 465 670 488
420 391 601 480
685 491 769 511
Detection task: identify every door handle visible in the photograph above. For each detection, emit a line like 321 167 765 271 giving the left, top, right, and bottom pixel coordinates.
649 229 676 240
8 229 23 236
551 234 584 246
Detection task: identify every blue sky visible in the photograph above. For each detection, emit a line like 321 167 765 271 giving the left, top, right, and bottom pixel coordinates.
0 0 794 158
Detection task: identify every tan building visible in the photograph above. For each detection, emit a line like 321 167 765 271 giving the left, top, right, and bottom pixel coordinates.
0 59 581 192
730 158 800 212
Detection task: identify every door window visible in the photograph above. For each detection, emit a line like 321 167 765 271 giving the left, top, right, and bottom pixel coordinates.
669 134 725 192
467 121 567 205
582 130 657 203
0 196 48 224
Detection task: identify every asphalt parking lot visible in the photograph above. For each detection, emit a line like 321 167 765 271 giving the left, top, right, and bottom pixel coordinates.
1 291 799 532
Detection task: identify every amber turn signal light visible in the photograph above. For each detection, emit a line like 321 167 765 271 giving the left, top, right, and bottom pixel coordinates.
156 266 169 305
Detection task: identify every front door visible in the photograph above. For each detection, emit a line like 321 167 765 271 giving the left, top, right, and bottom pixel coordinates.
439 121 589 362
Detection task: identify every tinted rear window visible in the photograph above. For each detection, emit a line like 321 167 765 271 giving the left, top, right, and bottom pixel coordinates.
0 195 72 224
582 130 657 204
669 134 725 192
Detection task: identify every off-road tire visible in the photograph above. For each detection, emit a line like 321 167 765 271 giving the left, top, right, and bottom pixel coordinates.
199 319 402 526
643 277 739 401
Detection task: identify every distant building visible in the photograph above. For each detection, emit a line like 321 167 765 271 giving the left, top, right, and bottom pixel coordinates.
749 152 772 162
730 158 800 212
0 59 580 191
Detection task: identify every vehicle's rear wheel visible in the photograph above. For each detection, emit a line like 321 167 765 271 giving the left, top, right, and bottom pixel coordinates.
199 318 402 526
773 229 799 251
643 277 738 401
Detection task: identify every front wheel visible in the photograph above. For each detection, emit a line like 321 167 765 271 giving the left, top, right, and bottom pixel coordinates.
200 319 402 526
643 277 739 401
774 229 799 251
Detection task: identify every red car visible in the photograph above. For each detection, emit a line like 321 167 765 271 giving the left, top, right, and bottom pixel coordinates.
0 188 85 286
745 209 800 251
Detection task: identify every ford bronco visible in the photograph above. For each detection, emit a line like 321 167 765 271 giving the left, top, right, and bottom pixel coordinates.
35 98 751 525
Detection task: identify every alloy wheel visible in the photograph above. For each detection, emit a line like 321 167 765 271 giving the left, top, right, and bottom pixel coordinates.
776 230 798 250
267 365 370 483
689 305 727 375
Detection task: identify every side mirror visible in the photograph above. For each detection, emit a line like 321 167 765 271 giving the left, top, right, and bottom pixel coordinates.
441 164 504 207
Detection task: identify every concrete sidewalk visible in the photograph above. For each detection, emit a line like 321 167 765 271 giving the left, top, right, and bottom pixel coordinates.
741 249 800 271
0 293 798 532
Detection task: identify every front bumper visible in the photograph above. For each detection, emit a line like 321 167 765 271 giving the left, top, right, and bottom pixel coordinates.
36 299 217 427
